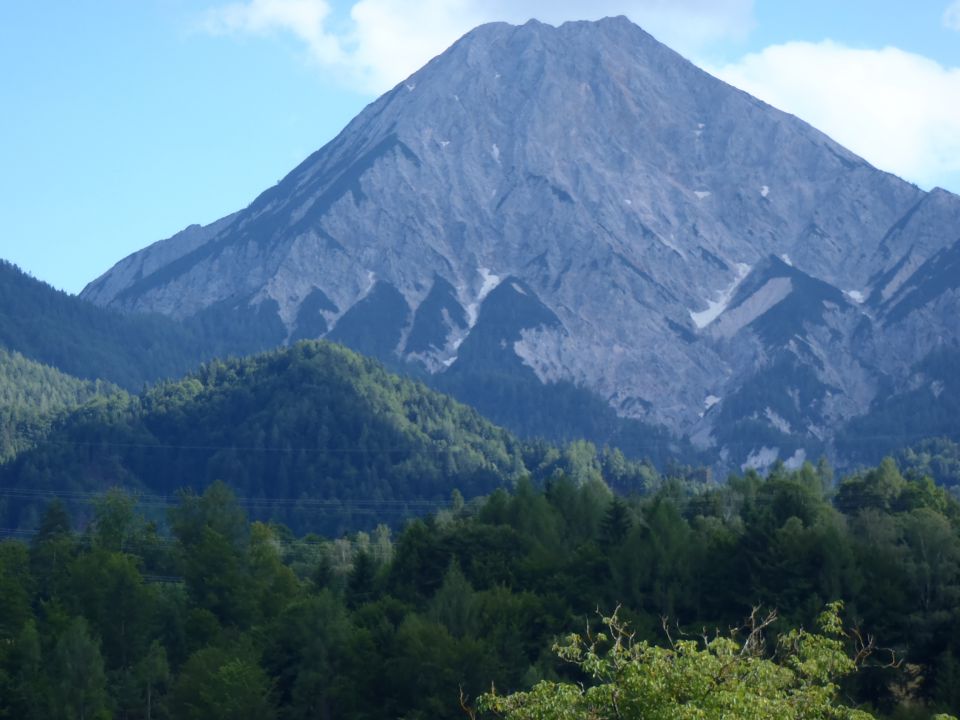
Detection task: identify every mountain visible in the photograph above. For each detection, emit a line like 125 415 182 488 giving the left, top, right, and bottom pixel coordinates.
80 17 960 470
0 341 656 533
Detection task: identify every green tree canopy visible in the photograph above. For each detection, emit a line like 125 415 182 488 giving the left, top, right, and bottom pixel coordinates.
476 603 946 720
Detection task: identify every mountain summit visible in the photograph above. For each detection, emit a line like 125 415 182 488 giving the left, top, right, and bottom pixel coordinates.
82 17 960 468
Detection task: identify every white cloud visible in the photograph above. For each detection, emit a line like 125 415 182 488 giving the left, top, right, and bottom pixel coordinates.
200 0 344 64
945 1 960 30
200 0 754 92
711 41 960 192
197 1 960 192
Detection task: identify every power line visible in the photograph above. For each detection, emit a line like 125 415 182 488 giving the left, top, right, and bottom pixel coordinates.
34 438 486 455
12 429 958 455
0 489 460 507
0 486 451 506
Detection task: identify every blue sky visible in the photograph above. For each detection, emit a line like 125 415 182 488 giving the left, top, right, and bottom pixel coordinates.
2 0 959 294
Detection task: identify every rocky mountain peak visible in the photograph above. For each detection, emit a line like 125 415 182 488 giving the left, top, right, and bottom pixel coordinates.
80 17 960 470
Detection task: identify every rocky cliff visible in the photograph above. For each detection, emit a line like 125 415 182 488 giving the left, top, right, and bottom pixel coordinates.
82 17 960 469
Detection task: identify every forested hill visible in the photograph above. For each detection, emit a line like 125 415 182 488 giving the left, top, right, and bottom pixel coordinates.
0 340 655 533
0 260 209 389
0 348 119 462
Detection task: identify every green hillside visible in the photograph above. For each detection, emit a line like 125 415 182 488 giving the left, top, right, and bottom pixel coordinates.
0 260 212 389
0 348 120 462
0 341 655 533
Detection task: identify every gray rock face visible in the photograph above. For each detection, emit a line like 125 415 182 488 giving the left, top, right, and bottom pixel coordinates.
81 17 960 468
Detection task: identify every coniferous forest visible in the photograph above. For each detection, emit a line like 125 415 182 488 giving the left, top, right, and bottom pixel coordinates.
2 337 960 717
3 456 960 718
0 341 657 534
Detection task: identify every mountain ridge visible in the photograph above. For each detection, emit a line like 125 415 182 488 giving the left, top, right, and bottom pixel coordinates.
0 340 657 533
79 17 960 470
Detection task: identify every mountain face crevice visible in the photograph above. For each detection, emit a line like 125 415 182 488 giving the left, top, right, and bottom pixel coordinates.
81 16 960 469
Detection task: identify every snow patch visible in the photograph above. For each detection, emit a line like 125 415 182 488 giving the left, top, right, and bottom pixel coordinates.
624 198 633 205
465 267 501 327
760 185 770 198
932 380 945 398
511 282 527 295
780 254 793 267
478 267 500 299
416 320 472 373
691 302 725 330
694 190 712 200
464 302 481 327
365 270 376 291
491 143 500 162
765 407 792 434
784 449 807 471
405 83 416 92
438 140 450 149
690 262 751 329
658 233 685 258
844 289 865 304
742 446 780 472
704 395 721 410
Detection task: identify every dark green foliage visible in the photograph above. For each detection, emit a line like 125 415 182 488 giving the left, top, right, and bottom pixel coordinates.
0 341 527 533
0 260 208 390
346 550 378 608
169 482 259 627
51 617 111 720
170 645 276 720
186 294 288 359
599 497 632 547
30 501 76 601
0 259 699 473
0 260 298 397
0 348 119 462
899 437 960 489
0 541 32 640
1 341 657 535
264 591 374 720
0 459 959 718
434 368 687 471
